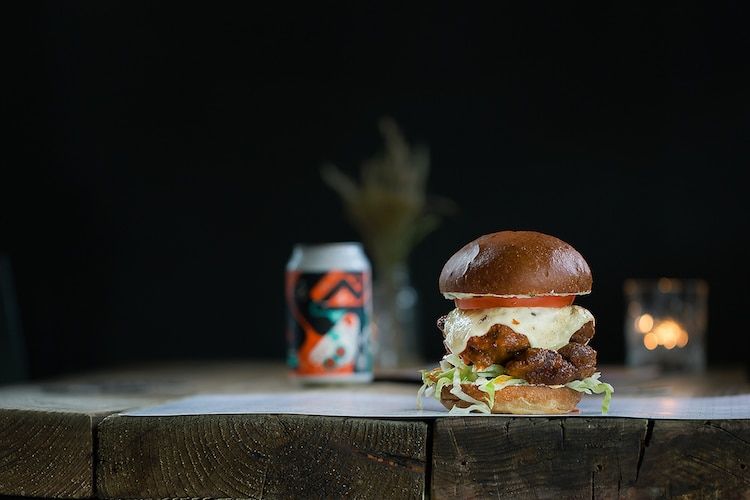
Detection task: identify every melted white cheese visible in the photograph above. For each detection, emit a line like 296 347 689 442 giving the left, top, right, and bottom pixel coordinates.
442 305 594 355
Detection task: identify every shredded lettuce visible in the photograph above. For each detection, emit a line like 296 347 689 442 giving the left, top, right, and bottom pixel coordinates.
417 356 614 415
565 372 615 414
417 355 526 414
476 364 505 378
478 379 495 409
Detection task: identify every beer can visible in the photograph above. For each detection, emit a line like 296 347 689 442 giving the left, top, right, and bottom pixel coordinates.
285 242 373 383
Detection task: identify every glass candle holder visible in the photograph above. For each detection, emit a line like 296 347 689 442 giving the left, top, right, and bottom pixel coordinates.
624 278 708 372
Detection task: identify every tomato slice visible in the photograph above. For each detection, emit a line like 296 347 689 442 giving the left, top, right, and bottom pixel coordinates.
455 295 575 309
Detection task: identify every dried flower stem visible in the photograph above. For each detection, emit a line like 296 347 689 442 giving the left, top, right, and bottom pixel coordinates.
322 117 454 276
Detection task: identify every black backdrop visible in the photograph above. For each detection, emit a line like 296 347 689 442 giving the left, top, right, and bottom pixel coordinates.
3 3 748 378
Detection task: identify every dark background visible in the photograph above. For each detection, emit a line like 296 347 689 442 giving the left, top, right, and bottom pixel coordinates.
2 3 748 379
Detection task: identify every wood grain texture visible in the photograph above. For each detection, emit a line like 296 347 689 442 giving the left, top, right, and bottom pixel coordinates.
433 417 647 499
433 417 750 499
98 414 426 499
623 419 750 499
0 386 162 498
0 408 94 498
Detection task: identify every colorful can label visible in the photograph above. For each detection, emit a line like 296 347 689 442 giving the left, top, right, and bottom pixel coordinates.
286 267 372 381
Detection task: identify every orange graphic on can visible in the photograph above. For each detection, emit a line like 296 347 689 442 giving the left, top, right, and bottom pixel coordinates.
285 269 372 378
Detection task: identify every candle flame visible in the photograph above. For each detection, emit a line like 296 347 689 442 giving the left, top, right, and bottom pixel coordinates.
641 317 689 350
636 314 654 333
643 332 658 350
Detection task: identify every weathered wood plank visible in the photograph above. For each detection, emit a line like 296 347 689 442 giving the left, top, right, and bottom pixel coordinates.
0 363 418 499
0 387 162 498
623 419 750 499
98 414 427 499
4 363 748 499
433 417 647 499
0 408 94 498
433 417 750 499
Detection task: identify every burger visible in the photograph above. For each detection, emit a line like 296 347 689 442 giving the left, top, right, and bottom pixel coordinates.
418 231 613 414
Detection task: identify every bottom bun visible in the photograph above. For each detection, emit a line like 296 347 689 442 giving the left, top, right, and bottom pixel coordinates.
440 384 582 414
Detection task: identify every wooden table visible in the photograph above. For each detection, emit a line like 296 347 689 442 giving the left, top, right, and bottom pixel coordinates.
1 362 748 499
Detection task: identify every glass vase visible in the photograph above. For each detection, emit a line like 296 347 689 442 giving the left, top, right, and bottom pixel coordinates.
372 263 423 369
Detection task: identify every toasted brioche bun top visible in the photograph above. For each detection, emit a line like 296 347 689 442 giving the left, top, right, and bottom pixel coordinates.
440 384 582 415
439 231 592 298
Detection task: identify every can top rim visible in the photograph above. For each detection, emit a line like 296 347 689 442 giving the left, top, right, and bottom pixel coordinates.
293 242 364 251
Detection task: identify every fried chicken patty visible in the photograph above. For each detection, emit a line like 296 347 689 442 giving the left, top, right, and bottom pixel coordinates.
458 324 531 369
569 321 595 344
505 344 597 384
438 316 597 383
557 342 597 379
504 348 575 385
